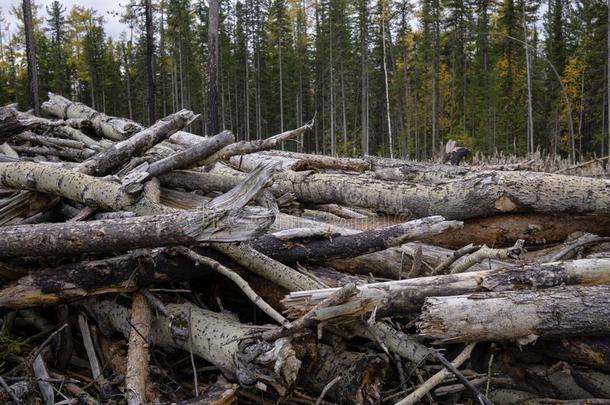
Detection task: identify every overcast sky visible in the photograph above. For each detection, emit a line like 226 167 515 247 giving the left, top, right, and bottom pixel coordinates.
2 0 129 39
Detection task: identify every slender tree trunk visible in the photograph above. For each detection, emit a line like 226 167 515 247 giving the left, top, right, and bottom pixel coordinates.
279 32 285 149
208 0 220 135
360 0 369 156
329 18 336 156
145 0 156 125
22 0 39 115
607 0 610 157
432 0 440 156
523 2 534 155
381 6 393 159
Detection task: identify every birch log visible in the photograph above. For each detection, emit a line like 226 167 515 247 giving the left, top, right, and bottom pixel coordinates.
282 259 610 321
273 170 610 218
42 92 143 141
86 299 301 393
418 285 610 343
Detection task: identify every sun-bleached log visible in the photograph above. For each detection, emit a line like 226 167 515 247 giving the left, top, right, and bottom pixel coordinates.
418 285 610 343
282 259 610 322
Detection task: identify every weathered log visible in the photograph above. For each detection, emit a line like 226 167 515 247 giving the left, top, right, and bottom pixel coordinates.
76 109 197 176
0 204 273 257
202 124 311 165
125 292 152 405
15 131 87 150
282 259 610 321
251 216 462 265
418 285 610 343
42 92 143 141
121 130 234 185
0 161 167 215
85 298 301 394
10 145 95 161
273 170 610 218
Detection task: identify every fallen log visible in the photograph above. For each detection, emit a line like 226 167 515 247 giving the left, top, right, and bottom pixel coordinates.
282 259 610 321
250 216 463 265
76 109 197 176
426 213 610 249
85 298 301 394
121 130 234 186
273 170 610 218
42 92 143 141
0 203 272 258
418 285 610 343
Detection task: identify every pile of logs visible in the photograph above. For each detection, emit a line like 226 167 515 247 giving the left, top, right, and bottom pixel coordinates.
1 93 610 404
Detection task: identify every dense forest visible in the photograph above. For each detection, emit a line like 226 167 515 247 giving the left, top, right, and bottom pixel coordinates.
0 0 609 160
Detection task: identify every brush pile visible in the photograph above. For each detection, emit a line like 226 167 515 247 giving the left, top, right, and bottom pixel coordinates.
1 93 610 404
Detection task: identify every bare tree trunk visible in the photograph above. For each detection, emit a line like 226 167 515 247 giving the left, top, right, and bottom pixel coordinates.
523 1 534 155
207 0 220 135
432 0 440 155
607 0 610 158
381 3 393 159
144 0 156 125
22 0 39 115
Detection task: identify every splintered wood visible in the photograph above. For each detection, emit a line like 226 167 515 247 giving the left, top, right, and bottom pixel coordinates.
1 95 610 404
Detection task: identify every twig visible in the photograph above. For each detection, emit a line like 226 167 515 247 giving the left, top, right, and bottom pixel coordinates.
433 244 479 275
28 323 68 364
435 350 494 405
395 342 477 405
77 314 104 383
449 240 524 274
0 375 22 404
177 247 288 326
314 376 341 405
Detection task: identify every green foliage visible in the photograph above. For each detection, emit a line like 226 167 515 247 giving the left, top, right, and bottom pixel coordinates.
0 0 609 160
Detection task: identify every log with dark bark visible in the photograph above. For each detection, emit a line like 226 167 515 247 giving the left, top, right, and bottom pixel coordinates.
0 249 212 308
418 285 610 343
250 216 462 265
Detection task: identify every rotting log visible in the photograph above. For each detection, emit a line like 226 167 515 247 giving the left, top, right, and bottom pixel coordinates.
250 216 463 265
282 259 610 321
0 249 212 308
85 298 301 395
418 285 610 343
533 337 610 372
426 213 610 249
299 343 387 404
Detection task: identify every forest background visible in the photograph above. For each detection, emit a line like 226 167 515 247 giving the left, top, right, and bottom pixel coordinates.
1 0 609 161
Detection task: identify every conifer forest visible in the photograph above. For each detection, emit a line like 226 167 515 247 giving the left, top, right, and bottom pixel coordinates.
1 0 610 159
3 0 610 404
